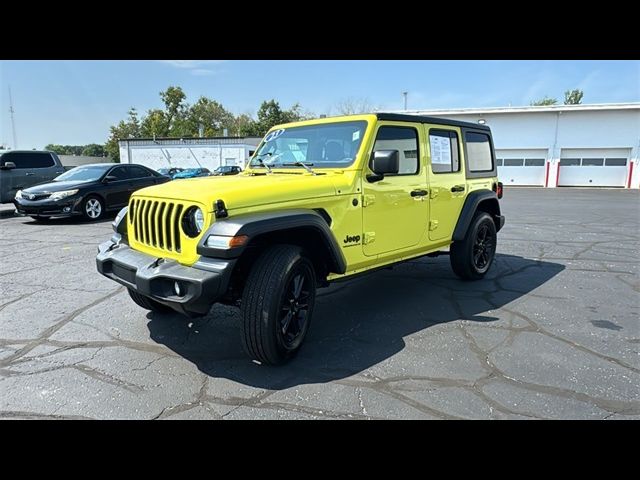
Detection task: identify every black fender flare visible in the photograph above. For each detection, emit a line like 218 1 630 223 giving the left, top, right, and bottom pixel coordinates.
196 209 347 274
452 190 503 242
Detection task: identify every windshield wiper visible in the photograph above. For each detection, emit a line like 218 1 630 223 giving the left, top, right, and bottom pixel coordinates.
251 154 272 173
281 162 316 175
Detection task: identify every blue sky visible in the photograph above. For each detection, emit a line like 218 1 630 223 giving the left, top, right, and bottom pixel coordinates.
1 60 638 149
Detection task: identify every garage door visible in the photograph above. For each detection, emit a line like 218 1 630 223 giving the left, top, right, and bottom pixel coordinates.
496 149 548 186
558 148 630 187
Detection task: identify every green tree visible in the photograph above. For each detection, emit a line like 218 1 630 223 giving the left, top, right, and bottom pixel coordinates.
187 97 235 136
45 144 67 155
105 108 141 162
564 89 584 105
81 144 105 157
254 100 307 136
140 109 168 137
232 114 260 136
160 86 190 136
531 96 558 106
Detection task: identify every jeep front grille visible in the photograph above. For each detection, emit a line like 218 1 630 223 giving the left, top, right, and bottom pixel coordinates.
129 198 184 253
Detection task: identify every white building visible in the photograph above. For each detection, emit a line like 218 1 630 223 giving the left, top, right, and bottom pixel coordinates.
118 137 262 172
406 103 640 188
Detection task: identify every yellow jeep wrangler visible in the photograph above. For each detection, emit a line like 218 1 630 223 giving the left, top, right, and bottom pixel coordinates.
97 113 504 364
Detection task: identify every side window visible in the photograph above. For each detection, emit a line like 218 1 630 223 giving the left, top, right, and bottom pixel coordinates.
429 129 460 174
108 166 130 180
373 126 419 175
465 132 494 172
129 166 152 178
1 152 55 168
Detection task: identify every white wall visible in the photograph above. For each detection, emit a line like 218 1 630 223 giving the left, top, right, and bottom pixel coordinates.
426 108 640 188
118 144 251 171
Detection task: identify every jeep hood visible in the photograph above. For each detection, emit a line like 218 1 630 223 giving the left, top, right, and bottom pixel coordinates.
134 172 348 211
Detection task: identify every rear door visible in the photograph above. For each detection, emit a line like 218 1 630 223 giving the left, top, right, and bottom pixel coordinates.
128 165 161 192
0 152 46 202
426 126 467 242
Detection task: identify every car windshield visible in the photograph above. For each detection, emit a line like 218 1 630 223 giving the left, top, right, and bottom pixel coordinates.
250 120 368 169
54 165 109 182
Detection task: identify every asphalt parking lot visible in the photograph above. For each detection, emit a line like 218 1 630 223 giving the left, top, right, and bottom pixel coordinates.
0 188 638 419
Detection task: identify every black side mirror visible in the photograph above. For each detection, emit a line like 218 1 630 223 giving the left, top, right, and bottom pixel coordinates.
0 161 16 170
103 175 118 183
367 150 399 182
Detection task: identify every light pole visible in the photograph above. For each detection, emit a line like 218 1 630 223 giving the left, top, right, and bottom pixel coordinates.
402 91 408 111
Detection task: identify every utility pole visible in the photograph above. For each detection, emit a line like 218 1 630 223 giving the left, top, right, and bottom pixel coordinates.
8 86 17 149
402 91 408 111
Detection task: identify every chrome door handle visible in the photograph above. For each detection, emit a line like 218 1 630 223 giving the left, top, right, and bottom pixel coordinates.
25 172 35 176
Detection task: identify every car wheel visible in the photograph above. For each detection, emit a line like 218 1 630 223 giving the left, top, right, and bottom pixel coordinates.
241 244 316 365
450 211 497 280
82 195 104 220
128 289 173 314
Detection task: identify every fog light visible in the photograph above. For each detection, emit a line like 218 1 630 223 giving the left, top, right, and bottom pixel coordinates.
174 281 185 297
63 206 71 213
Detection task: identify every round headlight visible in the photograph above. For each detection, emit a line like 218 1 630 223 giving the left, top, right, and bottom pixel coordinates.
182 206 205 238
194 208 204 232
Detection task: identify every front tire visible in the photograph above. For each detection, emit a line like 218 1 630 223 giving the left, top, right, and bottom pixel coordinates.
128 289 173 314
82 195 104 220
241 245 316 365
450 212 497 280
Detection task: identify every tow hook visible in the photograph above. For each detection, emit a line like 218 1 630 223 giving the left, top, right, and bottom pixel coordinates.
152 257 165 268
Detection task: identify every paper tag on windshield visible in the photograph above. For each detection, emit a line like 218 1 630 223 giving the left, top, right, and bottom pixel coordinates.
352 131 360 141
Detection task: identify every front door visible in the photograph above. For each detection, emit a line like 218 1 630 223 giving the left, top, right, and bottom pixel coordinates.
104 166 135 208
426 126 467 242
362 123 429 257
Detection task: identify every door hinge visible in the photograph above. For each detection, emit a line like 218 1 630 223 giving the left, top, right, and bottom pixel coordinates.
362 194 376 207
429 220 439 231
363 232 376 244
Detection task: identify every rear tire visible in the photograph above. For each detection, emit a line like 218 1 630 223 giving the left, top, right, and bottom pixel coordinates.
450 212 497 280
240 244 316 365
128 289 173 314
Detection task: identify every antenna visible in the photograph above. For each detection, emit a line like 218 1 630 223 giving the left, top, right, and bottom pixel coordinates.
8 87 17 149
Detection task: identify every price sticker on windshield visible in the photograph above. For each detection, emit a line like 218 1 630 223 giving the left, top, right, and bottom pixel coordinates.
264 129 285 142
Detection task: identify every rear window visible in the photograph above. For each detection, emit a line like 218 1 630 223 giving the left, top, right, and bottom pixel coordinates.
129 166 152 178
465 132 493 172
0 152 55 168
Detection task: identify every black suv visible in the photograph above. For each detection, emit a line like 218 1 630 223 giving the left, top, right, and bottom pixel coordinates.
212 165 242 176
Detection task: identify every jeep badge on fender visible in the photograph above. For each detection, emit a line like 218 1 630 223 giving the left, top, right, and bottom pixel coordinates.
97 113 505 365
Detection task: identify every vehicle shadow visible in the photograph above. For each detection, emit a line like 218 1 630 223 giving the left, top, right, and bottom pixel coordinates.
146 254 565 389
16 211 117 225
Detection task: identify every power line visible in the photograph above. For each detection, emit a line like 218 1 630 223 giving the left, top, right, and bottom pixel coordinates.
9 86 17 149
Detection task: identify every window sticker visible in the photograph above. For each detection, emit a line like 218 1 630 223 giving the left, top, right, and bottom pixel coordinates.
352 130 360 142
264 129 285 142
430 134 452 165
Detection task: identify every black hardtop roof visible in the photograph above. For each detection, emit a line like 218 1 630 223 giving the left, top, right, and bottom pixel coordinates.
376 112 491 131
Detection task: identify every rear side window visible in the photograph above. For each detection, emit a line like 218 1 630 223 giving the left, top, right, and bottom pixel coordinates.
465 132 493 172
429 129 460 174
0 152 55 168
129 166 152 178
373 126 419 175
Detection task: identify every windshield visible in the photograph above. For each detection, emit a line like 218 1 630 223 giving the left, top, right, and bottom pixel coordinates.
54 165 109 182
250 120 368 169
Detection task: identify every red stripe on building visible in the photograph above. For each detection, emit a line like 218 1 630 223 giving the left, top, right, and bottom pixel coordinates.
544 161 550 187
628 161 634 189
555 162 561 187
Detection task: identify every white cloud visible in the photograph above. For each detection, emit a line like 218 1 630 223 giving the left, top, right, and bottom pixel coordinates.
159 60 225 69
191 69 216 76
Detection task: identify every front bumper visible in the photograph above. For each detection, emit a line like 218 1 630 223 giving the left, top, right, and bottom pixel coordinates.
96 240 236 317
14 197 82 217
